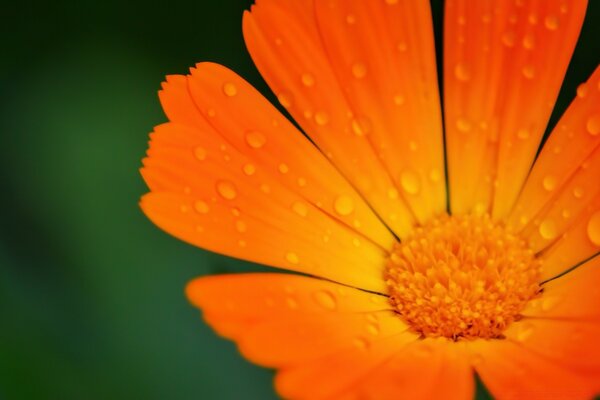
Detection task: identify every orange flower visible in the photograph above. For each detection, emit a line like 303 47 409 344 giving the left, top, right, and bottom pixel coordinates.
140 0 600 398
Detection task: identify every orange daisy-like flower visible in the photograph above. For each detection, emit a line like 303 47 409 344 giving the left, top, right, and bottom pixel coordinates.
140 0 600 398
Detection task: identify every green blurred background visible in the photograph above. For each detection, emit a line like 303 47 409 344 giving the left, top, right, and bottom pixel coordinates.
1 1 598 399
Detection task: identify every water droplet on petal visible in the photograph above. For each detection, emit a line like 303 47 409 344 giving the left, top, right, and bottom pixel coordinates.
454 62 470 81
194 200 209 214
522 34 535 49
314 111 329 126
194 146 207 161
245 131 267 149
541 295 560 311
286 297 299 309
393 94 405 105
502 31 516 47
539 218 558 240
216 180 237 200
352 63 367 79
366 323 380 335
277 92 293 109
351 116 372 136
517 128 530 140
456 118 472 132
544 15 559 30
576 83 589 98
400 170 421 195
522 65 535 79
301 73 315 87
353 337 369 350
235 220 247 233
587 211 600 246
387 188 399 200
242 163 256 176
385 0 398 4
429 169 442 183
286 252 300 264
586 114 600 136
334 195 355 216
573 187 584 199
313 290 337 310
278 163 289 174
345 14 356 24
515 322 534 342
223 82 237 97
292 201 308 217
542 175 557 191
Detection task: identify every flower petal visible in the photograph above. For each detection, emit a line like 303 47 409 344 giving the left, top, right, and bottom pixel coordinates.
444 0 588 217
335 340 474 400
243 0 423 238
469 339 595 400
141 66 402 291
312 0 447 224
186 273 417 398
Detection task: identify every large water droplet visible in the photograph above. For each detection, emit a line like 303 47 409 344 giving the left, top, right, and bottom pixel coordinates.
539 218 558 240
587 211 600 246
194 200 209 214
223 82 238 97
352 63 367 79
334 195 355 216
400 170 421 195
313 290 337 310
586 114 600 136
245 131 267 149
216 180 237 200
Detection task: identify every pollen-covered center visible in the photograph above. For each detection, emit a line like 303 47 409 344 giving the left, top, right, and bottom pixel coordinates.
385 214 542 340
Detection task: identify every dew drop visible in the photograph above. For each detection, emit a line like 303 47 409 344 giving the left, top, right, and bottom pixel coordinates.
366 323 380 335
577 83 589 98
454 62 470 82
587 211 600 246
544 15 559 30
517 128 530 140
502 31 516 47
393 94 405 106
456 117 472 132
179 204 190 213
223 82 237 97
286 297 299 309
352 63 367 79
235 220 247 233
278 163 289 174
297 177 307 187
286 252 300 264
277 92 293 109
387 187 399 200
586 114 600 136
216 180 237 200
385 0 398 4
400 170 421 195
301 73 315 87
515 322 534 342
541 295 560 311
573 187 584 199
314 111 330 126
313 290 337 310
242 163 256 176
245 131 267 149
522 65 535 79
353 337 369 350
292 201 308 217
194 146 207 161
522 34 535 49
194 200 209 214
539 218 558 240
542 175 557 191
334 195 355 216
207 108 216 118
345 14 356 24
351 116 371 136
429 169 442 183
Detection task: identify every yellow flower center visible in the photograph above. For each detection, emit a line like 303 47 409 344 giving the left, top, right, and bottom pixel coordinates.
385 213 542 340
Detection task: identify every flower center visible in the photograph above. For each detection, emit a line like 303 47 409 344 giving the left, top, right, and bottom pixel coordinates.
385 213 542 340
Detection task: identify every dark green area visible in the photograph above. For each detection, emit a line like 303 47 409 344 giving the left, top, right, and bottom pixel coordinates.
0 1 598 399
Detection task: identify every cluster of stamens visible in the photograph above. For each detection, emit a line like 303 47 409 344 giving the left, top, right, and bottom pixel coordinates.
385 213 542 340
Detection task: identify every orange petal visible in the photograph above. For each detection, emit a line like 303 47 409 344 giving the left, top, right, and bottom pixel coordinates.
313 0 447 224
336 339 474 400
506 257 600 388
243 0 420 238
443 0 588 217
141 69 402 291
537 194 600 280
469 339 596 400
187 273 417 396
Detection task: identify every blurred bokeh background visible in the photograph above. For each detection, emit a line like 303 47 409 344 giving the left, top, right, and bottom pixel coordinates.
1 1 598 399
